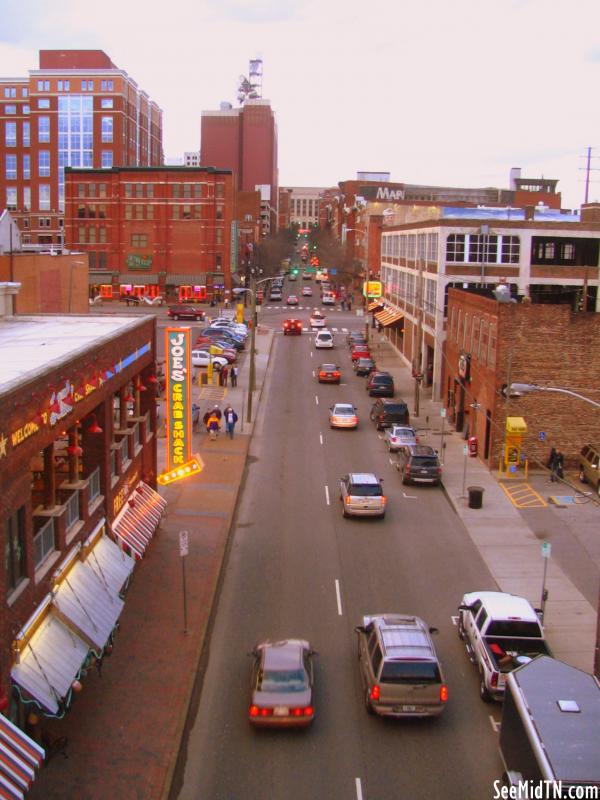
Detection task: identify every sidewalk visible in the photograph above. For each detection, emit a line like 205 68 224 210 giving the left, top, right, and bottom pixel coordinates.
368 333 598 673
28 325 275 800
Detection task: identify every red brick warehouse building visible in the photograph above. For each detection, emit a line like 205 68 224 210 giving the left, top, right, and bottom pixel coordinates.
0 50 163 249
63 166 235 302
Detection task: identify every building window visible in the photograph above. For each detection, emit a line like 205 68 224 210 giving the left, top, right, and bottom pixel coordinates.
99 252 107 268
39 184 51 210
146 205 153 220
501 236 520 264
101 98 113 109
135 183 143 198
488 323 496 368
39 217 51 227
88 204 96 218
101 150 113 169
78 225 86 243
172 184 180 198
446 234 465 262
125 183 133 198
135 204 144 219
22 87 28 97
131 234 148 247
172 205 180 219
193 205 201 219
23 105 30 115
215 228 223 244
88 183 96 197
6 187 17 211
23 186 30 210
78 183 86 198
427 233 438 261
5 507 26 591
101 116 113 143
5 121 16 147
23 121 30 146
182 205 192 219
38 115 50 142
146 184 153 198
216 206 223 220
216 183 224 198
98 204 106 219
5 104 16 114
99 183 107 198
5 154 17 179
561 243 575 261
183 183 192 199
125 205 133 220
88 251 96 268
38 150 50 177
88 226 97 244
479 321 488 364
99 226 107 243
37 98 50 109
37 80 50 91
194 183 201 198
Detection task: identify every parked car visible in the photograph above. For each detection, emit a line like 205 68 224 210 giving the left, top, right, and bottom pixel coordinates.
578 444 600 494
395 445 442 486
190 350 227 369
317 363 341 384
329 403 358 430
315 330 334 349
283 319 303 336
354 358 376 377
340 473 386 519
370 398 409 430
248 639 316 727
168 305 205 321
366 372 394 397
350 345 371 363
384 425 419 452
347 330 367 345
355 614 448 718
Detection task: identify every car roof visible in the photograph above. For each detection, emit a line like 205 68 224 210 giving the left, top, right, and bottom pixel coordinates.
348 473 380 484
406 445 437 455
333 403 354 411
261 640 307 669
462 591 539 622
363 615 437 662
317 330 332 335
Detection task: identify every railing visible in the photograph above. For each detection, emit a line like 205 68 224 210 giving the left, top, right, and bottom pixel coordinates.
88 466 101 502
63 490 80 532
131 421 140 448
110 448 118 477
33 518 55 569
119 436 130 465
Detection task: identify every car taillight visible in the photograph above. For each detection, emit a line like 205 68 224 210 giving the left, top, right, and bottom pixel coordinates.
345 496 351 504
440 684 449 703
319 372 326 378
370 685 380 701
491 672 498 688
381 495 387 504
290 706 314 717
249 705 259 717
333 371 340 378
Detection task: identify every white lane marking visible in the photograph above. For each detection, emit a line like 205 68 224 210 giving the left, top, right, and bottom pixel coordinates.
319 433 323 445
310 350 313 357
325 484 330 505
402 492 418 499
355 778 363 800
489 715 501 733
312 370 315 378
315 395 319 406
335 579 343 616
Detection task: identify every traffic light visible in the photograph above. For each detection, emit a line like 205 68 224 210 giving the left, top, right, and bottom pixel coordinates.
292 268 299 275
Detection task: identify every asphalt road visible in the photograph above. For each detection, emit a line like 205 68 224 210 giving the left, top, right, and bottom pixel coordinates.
177 289 507 800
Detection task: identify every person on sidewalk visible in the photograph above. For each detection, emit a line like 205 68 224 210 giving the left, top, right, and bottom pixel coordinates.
206 411 221 440
221 364 229 387
191 403 200 431
230 365 238 387
203 404 222 428
224 405 238 439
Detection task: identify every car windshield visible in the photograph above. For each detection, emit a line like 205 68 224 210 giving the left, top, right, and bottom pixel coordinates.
334 405 354 415
373 377 393 384
380 661 441 684
411 456 439 467
259 669 308 693
486 620 542 638
318 334 332 340
350 484 382 497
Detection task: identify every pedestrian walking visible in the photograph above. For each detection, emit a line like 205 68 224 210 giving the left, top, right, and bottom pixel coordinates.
221 364 229 387
230 365 238 387
203 404 222 428
549 448 564 482
206 411 221 440
223 405 238 439
218 365 224 387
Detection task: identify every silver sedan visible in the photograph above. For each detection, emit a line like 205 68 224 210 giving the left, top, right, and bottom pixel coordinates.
384 425 419 452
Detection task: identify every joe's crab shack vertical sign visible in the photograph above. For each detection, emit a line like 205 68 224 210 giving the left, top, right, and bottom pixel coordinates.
165 327 192 471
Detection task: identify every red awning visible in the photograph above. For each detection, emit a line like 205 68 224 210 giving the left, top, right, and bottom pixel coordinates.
111 482 167 560
0 714 44 799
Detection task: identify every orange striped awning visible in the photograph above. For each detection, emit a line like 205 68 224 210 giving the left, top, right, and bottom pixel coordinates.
375 308 404 327
368 300 384 312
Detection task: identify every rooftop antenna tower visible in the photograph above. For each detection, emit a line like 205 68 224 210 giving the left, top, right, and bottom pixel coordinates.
237 58 263 105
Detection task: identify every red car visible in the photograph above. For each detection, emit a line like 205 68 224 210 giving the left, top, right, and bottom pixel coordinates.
283 319 303 336
317 364 341 384
168 304 205 321
350 345 371 362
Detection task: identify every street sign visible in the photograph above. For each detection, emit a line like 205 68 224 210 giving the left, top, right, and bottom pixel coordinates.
539 431 546 441
463 444 468 456
179 530 189 557
440 408 446 418
330 268 337 275
541 541 551 559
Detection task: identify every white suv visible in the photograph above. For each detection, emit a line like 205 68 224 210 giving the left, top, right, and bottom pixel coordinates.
314 330 334 349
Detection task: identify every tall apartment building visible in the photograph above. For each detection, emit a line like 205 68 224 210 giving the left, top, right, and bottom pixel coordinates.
0 50 163 249
201 99 278 235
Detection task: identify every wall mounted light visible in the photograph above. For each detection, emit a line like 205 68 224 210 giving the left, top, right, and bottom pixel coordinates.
86 413 103 434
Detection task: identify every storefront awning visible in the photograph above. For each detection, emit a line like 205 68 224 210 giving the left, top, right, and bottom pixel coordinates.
117 274 159 285
50 526 134 652
83 522 135 599
111 482 167 560
0 714 45 799
11 597 91 716
164 274 207 285
375 307 404 327
368 299 384 312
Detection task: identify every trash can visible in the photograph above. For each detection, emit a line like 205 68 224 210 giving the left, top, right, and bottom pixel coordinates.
200 372 208 386
467 486 484 509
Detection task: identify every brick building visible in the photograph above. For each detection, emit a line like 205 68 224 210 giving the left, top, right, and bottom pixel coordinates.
0 287 164 727
63 166 234 302
201 99 278 235
0 50 163 250
443 288 600 469
377 204 600 401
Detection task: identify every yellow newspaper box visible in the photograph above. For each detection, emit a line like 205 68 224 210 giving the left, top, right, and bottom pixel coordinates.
504 416 527 467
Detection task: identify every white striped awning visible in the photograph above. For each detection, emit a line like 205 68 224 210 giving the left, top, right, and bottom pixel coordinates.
11 598 90 716
111 481 167 560
84 528 135 599
0 714 44 800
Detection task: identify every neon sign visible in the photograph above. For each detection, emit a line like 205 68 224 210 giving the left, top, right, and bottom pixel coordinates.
165 327 191 470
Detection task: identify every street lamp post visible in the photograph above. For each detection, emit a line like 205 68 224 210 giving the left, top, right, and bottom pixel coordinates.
509 381 600 679
236 274 273 424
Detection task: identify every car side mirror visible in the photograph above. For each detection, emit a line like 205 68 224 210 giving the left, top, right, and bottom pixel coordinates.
310 649 319 656
354 626 367 634
429 627 439 635
458 604 473 612
330 407 333 411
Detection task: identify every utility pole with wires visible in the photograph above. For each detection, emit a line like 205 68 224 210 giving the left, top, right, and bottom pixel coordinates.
581 146 600 205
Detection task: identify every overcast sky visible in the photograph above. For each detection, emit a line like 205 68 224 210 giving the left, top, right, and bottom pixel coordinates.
1 0 599 209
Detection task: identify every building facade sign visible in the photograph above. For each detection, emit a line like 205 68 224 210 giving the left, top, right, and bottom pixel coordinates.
359 185 406 202
165 328 191 470
126 254 153 270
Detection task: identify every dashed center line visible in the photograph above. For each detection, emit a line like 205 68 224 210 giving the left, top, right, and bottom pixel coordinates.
315 395 319 406
355 777 364 800
319 433 323 445
335 579 343 616
325 484 330 505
